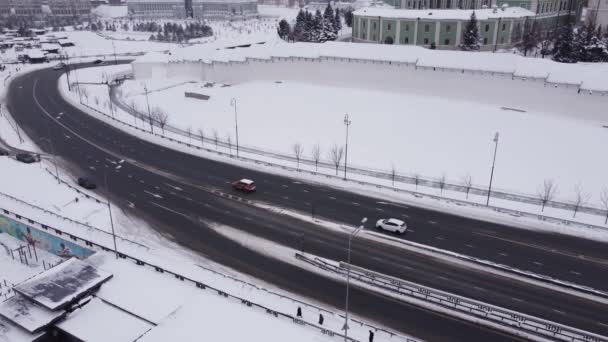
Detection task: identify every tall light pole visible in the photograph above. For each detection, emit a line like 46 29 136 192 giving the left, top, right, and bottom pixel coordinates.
343 217 367 341
486 132 499 206
112 40 118 65
343 114 351 180
231 98 239 157
143 83 153 133
104 160 123 258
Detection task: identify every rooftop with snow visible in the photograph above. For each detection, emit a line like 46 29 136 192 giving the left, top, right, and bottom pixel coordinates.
353 6 535 20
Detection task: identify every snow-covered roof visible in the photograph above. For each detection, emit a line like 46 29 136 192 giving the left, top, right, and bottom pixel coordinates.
25 49 46 59
0 296 64 333
353 6 534 20
387 218 405 225
240 178 254 185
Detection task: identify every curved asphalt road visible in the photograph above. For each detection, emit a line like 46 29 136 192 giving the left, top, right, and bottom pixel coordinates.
6 64 608 341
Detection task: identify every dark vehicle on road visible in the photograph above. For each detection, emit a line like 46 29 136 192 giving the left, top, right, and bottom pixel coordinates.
0 147 8 156
53 63 66 70
232 178 256 193
77 177 97 190
16 153 37 163
92 59 105 65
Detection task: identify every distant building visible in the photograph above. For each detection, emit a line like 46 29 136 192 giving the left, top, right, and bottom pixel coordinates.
353 7 532 50
0 0 91 20
127 0 258 18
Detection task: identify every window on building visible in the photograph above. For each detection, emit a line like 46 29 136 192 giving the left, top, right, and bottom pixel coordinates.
500 36 505 43
408 1 411 6
447 0 451 7
446 24 451 32
405 24 410 31
502 23 506 31
425 24 430 32
404 36 409 43
444 38 450 45
485 24 490 32
483 37 488 44
388 23 392 30
373 22 376 29
424 38 429 44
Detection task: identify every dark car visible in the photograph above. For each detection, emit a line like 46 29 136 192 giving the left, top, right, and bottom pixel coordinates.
77 177 97 190
0 147 9 156
92 59 105 65
16 153 37 163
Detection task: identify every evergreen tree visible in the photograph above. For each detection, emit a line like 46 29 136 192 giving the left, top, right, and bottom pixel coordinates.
304 11 315 41
312 10 324 42
552 23 576 63
277 19 291 40
323 3 336 35
334 8 342 33
293 9 306 41
344 9 353 28
460 12 480 51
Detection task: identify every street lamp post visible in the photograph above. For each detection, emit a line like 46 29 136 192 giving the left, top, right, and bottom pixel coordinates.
112 41 118 65
343 114 351 180
486 132 499 206
343 217 367 341
104 160 123 258
231 98 239 157
143 84 153 133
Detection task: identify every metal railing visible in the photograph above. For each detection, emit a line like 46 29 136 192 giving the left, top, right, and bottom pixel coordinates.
296 253 608 342
107 81 608 223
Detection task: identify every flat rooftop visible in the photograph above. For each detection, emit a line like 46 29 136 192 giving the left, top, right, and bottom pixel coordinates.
0 295 65 333
14 258 112 311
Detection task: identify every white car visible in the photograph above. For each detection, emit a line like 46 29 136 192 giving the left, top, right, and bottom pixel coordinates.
376 218 407 234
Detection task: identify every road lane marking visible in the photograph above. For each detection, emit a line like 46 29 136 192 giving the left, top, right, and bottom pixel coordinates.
569 270 581 276
352 202 360 206
328 197 336 200
533 261 543 266
144 190 163 199
465 244 474 248
552 309 566 315
499 253 508 257
149 201 187 217
435 236 445 240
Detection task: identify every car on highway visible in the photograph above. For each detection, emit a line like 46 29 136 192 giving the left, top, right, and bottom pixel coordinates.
0 147 9 156
53 63 65 70
376 218 407 234
16 153 37 164
93 59 105 65
232 178 256 193
77 177 97 190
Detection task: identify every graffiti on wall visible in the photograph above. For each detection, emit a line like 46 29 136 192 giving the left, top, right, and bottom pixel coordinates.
0 215 94 259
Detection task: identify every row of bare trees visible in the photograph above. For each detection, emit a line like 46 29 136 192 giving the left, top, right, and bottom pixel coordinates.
537 181 608 222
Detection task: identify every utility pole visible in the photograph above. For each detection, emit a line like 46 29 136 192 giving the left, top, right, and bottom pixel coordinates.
486 132 499 206
343 217 367 341
231 98 239 157
343 114 351 180
143 84 153 133
112 40 118 65
104 165 121 258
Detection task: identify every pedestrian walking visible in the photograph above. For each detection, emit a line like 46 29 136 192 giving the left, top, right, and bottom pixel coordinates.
318 313 324 325
297 306 302 318
369 330 375 342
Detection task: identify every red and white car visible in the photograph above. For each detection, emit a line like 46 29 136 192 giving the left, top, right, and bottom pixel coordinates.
232 178 256 193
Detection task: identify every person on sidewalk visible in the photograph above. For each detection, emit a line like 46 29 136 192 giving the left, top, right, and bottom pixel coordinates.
369 330 375 342
318 313 324 325
297 306 302 318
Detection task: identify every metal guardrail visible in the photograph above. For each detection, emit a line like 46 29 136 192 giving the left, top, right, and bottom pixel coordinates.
0 209 411 342
77 96 608 235
107 80 608 222
296 253 608 342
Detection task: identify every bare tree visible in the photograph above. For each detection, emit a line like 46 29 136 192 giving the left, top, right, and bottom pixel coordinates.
413 174 420 191
152 108 169 134
213 129 219 149
571 183 590 218
81 88 89 103
226 134 232 156
292 142 304 170
537 179 557 212
328 144 344 176
438 173 446 194
94 96 99 106
600 188 608 224
198 128 204 146
186 126 193 144
311 143 321 172
462 174 473 199
390 163 396 187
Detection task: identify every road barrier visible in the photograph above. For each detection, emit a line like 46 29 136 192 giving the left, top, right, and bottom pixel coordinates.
296 253 608 342
106 81 608 228
0 206 412 342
